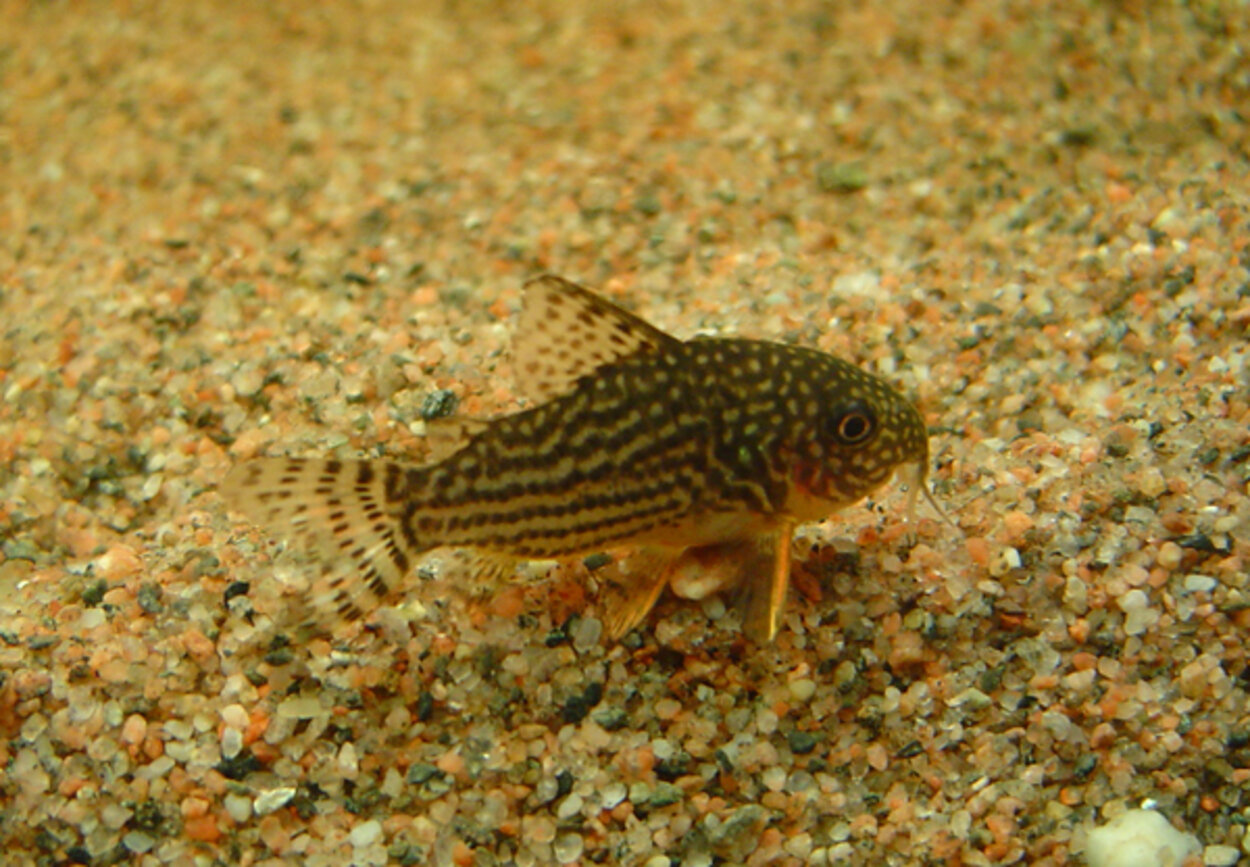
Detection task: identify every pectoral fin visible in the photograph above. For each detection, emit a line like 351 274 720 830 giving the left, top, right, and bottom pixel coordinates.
735 523 793 644
598 548 682 640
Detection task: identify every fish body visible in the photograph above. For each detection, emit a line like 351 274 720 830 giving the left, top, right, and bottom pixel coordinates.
223 276 931 641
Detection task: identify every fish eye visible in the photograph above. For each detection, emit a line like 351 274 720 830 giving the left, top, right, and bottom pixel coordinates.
826 401 877 446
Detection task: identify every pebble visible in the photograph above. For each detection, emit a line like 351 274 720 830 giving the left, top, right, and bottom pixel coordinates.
708 804 768 854
101 802 132 830
553 832 584 864
350 819 383 848
788 678 817 702
120 713 147 745
1157 541 1184 570
525 815 557 845
599 782 627 809
788 731 820 755
276 696 325 719
1205 845 1240 866
1118 588 1161 635
1064 575 1089 613
231 363 265 397
571 616 603 652
785 832 814 860
1137 467 1169 498
224 793 253 823
338 741 360 777
221 725 243 759
948 688 992 710
1183 574 1218 594
122 831 155 854
135 756 176 780
556 793 583 820
988 546 1022 577
254 787 297 815
650 782 684 807
761 766 787 792
1041 710 1073 741
221 703 250 729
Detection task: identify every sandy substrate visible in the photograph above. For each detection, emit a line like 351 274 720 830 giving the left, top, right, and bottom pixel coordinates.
2 2 1248 865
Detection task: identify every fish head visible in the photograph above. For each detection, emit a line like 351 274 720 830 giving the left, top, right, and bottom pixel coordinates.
786 356 931 516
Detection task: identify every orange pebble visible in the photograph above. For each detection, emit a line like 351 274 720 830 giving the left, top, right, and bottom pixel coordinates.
1068 619 1090 643
965 537 991 566
1090 723 1116 749
245 708 270 745
412 286 440 306
1070 652 1098 671
1106 181 1133 204
1002 510 1034 542
488 585 527 620
985 812 1016 844
181 796 211 819
437 750 466 777
184 814 222 842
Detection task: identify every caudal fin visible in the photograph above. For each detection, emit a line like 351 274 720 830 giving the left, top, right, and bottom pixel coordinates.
220 457 422 629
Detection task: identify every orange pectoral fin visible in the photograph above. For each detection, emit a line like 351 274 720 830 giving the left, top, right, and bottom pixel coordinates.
737 523 793 644
598 548 682 641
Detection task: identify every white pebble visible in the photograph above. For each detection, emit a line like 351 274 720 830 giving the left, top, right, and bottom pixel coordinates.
254 787 296 815
1124 606 1160 636
101 802 133 830
79 608 107 629
220 703 249 729
1064 576 1089 613
762 765 787 792
988 546 1021 577
338 741 360 777
556 793 583 820
785 832 814 860
224 793 253 823
571 617 603 652
277 696 325 719
1183 574 1218 594
1085 809 1199 867
350 819 383 848
134 755 175 781
139 473 164 501
220 726 243 759
947 687 992 710
599 782 627 809
1205 845 1240 866
381 767 405 798
788 678 817 702
553 832 584 864
1041 710 1074 741
231 364 264 397
122 831 154 854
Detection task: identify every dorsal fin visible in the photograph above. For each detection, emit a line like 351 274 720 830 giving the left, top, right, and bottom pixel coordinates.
512 275 680 403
